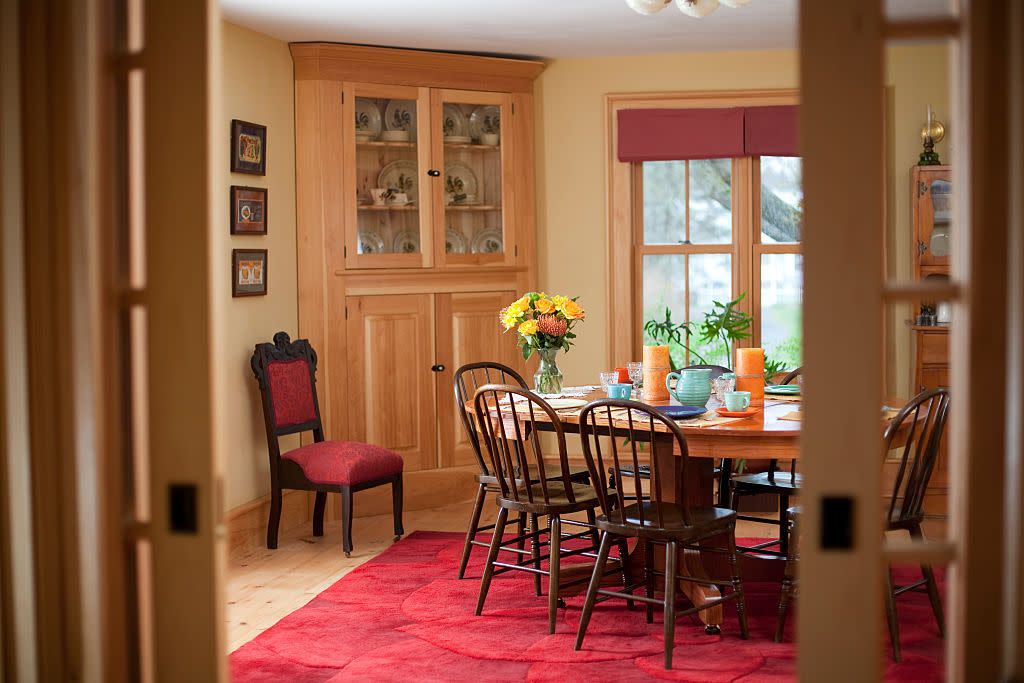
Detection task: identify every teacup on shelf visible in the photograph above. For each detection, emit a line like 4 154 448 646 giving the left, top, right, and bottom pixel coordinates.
369 188 388 205
380 130 411 142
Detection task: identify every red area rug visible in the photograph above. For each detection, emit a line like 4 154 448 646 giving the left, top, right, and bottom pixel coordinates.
230 531 944 681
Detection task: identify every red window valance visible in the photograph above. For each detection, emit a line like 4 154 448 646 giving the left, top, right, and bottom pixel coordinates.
616 105 799 162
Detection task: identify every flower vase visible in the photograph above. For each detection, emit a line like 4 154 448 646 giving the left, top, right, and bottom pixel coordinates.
534 348 564 395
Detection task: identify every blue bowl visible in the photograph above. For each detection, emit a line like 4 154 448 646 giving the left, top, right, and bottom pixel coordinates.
657 405 706 420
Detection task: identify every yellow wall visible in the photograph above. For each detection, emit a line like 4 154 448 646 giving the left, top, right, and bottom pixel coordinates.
219 22 299 510
534 45 949 397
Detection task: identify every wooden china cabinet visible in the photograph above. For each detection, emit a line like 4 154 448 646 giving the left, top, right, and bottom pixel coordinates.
291 43 543 477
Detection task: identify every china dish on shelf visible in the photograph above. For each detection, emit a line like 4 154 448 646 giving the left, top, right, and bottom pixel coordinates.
445 136 472 144
383 99 416 141
442 104 470 142
392 231 420 254
470 228 503 254
444 162 479 203
378 160 419 203
357 230 385 255
445 227 468 254
354 99 382 142
468 105 501 143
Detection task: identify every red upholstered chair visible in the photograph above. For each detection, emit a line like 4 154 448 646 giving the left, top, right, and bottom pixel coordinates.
251 332 404 556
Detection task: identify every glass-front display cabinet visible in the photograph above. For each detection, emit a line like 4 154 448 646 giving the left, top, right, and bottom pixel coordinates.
913 166 952 269
341 83 514 269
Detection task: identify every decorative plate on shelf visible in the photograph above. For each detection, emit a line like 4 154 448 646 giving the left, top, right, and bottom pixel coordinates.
354 99 381 140
445 227 468 254
445 135 472 144
444 162 478 202
377 160 419 202
357 230 385 255
471 228 503 254
469 105 501 141
383 99 417 137
392 231 420 254
442 104 470 140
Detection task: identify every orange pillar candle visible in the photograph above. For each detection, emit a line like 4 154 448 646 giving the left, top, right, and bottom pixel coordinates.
735 347 765 407
642 345 671 401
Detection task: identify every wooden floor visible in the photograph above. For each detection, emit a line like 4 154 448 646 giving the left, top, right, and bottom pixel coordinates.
226 495 781 652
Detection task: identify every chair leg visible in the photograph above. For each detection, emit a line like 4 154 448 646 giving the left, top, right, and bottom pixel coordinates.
312 491 327 537
475 507 509 616
619 537 635 611
778 494 789 558
717 458 733 508
458 483 487 580
726 528 748 640
775 576 792 643
663 541 678 670
910 525 945 637
341 486 354 557
530 514 543 596
644 539 655 624
266 486 282 550
885 565 901 662
575 531 612 651
391 475 404 540
548 515 562 635
585 507 600 548
516 512 527 555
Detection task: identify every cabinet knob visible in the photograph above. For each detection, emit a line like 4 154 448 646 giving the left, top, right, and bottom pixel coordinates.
426 169 440 177
431 364 446 372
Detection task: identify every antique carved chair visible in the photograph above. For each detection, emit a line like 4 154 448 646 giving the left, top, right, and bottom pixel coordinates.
575 398 748 670
250 332 404 556
453 362 590 584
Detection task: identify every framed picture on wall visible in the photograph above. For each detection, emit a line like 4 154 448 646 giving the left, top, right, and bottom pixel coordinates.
230 119 266 175
232 249 268 297
230 185 267 235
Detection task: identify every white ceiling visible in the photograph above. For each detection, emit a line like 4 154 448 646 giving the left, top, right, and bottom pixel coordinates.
220 0 955 60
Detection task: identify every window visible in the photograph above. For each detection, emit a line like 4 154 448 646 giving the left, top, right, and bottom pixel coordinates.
636 155 803 370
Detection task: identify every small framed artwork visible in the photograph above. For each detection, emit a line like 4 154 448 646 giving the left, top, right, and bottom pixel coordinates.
230 185 267 235
232 249 268 297
230 119 266 175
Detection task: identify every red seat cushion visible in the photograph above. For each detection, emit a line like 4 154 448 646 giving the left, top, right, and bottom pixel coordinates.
266 359 317 429
282 440 404 486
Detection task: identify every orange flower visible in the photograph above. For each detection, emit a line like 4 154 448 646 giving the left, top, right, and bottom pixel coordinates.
561 300 585 320
535 298 556 315
537 314 568 337
518 319 539 336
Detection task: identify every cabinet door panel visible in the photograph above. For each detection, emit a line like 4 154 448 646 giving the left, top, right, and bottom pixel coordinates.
435 291 523 468
346 294 435 471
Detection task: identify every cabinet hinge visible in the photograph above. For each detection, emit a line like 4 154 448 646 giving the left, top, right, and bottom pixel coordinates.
917 180 928 197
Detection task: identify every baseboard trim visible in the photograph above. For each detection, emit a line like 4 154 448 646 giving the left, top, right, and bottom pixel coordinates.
226 489 309 557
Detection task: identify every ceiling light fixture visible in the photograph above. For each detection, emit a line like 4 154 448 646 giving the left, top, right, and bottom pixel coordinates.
626 0 751 18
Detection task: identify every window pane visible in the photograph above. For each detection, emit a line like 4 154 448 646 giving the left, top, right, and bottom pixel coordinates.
761 253 803 370
642 254 686 368
642 161 685 245
688 253 733 367
689 159 732 244
760 156 803 243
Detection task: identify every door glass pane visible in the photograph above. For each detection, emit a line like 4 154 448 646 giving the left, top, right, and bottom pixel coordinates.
442 100 504 257
929 179 952 257
760 156 803 244
642 254 686 369
354 96 421 255
689 159 732 244
642 161 685 245
688 253 733 366
761 253 803 369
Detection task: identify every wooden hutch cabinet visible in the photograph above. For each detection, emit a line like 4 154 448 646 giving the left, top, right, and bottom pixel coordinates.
911 165 952 393
291 43 543 475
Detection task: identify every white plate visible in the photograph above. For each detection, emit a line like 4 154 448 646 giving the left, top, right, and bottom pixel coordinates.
471 228 503 254
357 230 385 255
469 105 501 142
378 160 419 202
441 104 469 140
354 98 381 140
445 227 467 254
392 231 420 254
444 162 478 201
545 398 587 410
445 135 472 144
384 99 417 138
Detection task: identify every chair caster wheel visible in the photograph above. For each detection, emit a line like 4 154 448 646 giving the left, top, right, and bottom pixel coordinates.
394 535 402 541
705 625 721 635
345 551 351 558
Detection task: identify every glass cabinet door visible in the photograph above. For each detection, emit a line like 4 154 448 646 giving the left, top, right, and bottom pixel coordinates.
917 170 952 267
343 83 432 269
431 90 513 266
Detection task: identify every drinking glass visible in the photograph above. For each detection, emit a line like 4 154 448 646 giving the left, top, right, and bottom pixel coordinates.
626 361 643 398
599 371 618 390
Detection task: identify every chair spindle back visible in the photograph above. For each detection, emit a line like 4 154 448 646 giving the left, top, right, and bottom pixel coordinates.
453 363 529 478
883 388 951 525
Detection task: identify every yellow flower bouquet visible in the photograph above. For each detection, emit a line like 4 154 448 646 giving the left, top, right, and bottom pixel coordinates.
499 292 585 394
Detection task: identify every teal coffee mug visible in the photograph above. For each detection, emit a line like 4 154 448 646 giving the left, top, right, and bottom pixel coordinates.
606 383 632 399
724 390 751 412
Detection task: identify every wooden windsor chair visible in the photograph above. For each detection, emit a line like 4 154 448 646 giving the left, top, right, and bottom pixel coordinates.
471 384 622 634
574 398 748 670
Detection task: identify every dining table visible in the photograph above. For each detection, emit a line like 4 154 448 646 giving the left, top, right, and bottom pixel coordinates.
473 384 907 634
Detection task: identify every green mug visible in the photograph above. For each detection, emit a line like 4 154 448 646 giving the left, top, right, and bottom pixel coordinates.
724 390 751 412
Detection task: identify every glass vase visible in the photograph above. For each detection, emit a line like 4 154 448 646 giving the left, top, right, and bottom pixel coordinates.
534 347 564 395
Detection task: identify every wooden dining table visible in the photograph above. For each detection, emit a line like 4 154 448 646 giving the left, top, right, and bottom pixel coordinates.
475 386 906 634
